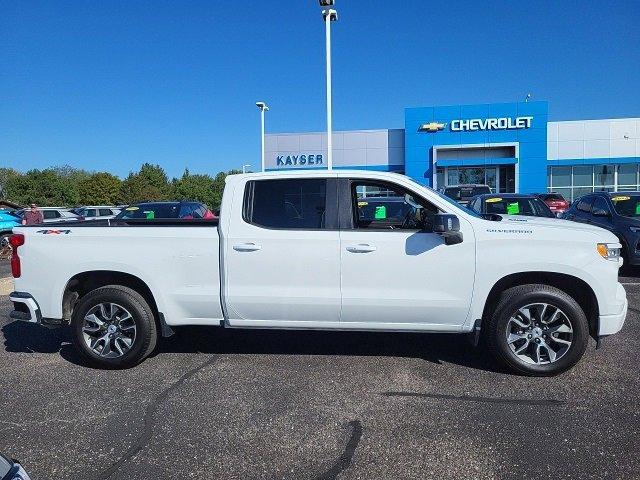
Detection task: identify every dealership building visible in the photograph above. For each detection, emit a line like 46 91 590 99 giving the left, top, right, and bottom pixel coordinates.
265 101 640 201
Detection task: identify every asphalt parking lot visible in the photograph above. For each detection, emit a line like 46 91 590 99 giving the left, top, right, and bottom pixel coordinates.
0 263 638 480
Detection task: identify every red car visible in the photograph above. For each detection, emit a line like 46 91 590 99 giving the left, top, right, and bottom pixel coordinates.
535 193 570 216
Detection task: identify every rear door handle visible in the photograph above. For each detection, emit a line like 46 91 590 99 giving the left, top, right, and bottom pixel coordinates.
346 244 377 253
233 243 262 252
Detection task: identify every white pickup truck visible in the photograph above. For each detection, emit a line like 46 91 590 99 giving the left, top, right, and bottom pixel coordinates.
8 170 627 375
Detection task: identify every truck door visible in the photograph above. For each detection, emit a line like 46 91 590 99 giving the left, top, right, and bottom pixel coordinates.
339 178 475 327
223 176 341 326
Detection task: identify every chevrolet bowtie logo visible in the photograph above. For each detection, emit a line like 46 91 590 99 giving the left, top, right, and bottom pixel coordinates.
419 122 446 132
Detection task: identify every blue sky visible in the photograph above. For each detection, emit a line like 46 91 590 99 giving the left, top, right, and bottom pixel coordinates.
2 0 639 178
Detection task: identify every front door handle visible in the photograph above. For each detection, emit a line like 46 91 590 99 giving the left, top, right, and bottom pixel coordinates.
346 244 377 253
233 243 262 252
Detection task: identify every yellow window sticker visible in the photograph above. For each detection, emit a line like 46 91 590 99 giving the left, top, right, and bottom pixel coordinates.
357 201 368 206
486 198 502 203
125 206 139 211
612 196 630 202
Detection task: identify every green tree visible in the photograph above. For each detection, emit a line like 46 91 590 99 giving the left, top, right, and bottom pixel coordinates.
5 168 79 206
172 169 216 208
77 172 122 205
120 163 171 203
0 168 20 200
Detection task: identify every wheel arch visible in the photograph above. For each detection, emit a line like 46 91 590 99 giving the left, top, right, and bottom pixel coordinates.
481 271 599 338
62 270 160 324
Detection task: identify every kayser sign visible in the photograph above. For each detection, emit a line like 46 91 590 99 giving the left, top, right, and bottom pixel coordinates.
419 116 533 132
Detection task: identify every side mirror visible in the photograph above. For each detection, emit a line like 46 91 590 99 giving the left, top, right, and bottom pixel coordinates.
592 208 610 217
432 213 463 245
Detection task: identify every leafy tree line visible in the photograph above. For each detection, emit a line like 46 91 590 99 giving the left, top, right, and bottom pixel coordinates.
0 164 241 210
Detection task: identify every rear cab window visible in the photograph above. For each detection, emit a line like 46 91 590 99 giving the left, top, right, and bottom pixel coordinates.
244 178 329 229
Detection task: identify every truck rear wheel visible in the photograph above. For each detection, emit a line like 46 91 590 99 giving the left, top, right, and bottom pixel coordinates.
485 284 589 376
71 285 157 369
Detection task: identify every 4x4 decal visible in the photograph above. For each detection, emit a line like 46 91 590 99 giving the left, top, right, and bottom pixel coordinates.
36 229 71 235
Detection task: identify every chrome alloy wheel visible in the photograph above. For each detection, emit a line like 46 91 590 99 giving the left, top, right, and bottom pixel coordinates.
506 303 573 365
82 303 137 358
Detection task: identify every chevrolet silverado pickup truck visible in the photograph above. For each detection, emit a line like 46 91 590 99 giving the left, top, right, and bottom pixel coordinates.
8 171 628 375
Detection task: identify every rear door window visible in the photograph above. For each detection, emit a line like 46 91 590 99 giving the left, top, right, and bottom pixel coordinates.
244 179 327 229
43 210 61 219
576 197 593 213
99 209 112 216
591 197 610 216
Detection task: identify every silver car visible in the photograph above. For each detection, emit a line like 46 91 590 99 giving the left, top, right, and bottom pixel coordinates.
16 207 80 223
73 206 121 220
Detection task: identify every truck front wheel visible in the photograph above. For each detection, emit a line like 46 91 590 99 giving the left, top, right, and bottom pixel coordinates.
485 284 589 376
71 285 157 369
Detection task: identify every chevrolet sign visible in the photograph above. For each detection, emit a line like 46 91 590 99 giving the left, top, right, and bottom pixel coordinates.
418 122 446 132
451 116 533 131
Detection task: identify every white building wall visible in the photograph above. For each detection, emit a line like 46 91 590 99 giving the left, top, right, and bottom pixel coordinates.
264 129 404 170
548 118 640 161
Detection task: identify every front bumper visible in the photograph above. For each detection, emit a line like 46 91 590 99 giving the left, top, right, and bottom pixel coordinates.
598 283 628 336
9 291 42 324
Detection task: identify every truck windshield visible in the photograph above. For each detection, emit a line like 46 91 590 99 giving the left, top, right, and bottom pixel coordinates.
610 194 640 217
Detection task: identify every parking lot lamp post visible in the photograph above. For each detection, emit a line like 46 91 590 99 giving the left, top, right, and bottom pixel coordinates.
256 102 269 172
242 164 252 174
320 0 338 170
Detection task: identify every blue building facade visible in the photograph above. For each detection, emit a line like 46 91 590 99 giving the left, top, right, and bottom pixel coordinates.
265 101 640 200
404 101 548 193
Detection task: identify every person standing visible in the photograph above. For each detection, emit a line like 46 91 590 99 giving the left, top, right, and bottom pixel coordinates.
22 204 44 225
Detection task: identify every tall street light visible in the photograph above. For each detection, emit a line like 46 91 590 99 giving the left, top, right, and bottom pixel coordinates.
256 102 269 172
320 0 338 170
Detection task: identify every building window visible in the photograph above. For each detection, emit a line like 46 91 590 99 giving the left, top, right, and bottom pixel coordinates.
548 164 640 201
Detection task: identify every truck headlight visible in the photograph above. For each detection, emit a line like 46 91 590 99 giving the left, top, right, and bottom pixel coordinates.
597 243 621 261
630 226 640 233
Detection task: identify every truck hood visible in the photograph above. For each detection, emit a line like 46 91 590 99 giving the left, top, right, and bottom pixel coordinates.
499 215 619 242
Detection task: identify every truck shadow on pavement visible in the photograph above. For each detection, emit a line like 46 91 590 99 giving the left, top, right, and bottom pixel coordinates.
1 321 505 374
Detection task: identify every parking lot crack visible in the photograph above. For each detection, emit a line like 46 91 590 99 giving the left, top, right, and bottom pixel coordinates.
314 420 362 480
93 355 218 480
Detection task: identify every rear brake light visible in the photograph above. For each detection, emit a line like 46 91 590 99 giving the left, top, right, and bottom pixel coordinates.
9 233 24 278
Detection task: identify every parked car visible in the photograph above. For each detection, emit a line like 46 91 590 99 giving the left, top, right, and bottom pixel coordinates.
72 206 121 220
115 201 215 220
0 211 21 257
561 191 640 266
441 184 491 206
15 207 80 223
468 193 556 218
535 193 570 216
9 171 626 376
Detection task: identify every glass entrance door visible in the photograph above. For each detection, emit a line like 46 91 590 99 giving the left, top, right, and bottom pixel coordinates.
437 166 500 192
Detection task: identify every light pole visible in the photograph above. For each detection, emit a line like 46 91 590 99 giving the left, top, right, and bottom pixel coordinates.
320 0 337 170
256 102 269 172
242 164 252 174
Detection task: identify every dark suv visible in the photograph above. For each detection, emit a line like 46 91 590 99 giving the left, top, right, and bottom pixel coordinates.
441 184 491 206
561 191 640 265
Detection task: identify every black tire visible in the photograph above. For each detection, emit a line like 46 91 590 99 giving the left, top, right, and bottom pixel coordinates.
485 284 589 376
71 285 157 369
